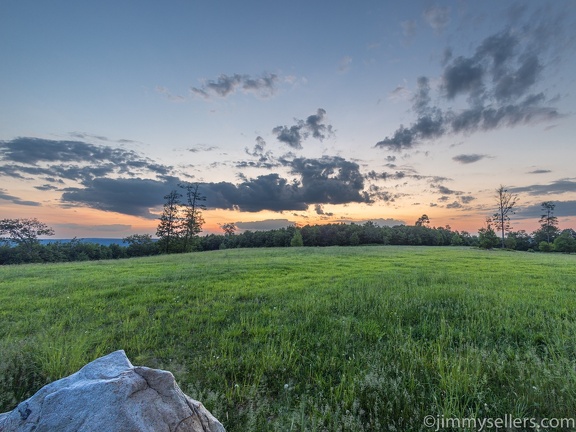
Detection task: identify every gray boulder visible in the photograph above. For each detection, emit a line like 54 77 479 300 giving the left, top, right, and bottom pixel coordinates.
0 350 225 432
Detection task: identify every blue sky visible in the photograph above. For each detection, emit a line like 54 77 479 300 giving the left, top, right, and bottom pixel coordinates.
1 0 575 238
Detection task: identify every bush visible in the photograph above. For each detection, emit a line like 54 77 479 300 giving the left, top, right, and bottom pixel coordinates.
539 241 552 252
553 232 576 254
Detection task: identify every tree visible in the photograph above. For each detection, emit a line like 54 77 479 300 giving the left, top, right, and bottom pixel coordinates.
179 183 207 251
538 201 559 244
415 214 430 227
123 234 158 257
478 218 499 249
221 223 237 236
0 218 54 253
290 229 304 247
553 229 576 254
492 185 518 248
156 190 183 253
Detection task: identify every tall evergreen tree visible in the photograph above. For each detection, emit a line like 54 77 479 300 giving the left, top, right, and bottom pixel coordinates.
156 189 183 253
538 201 559 244
179 183 207 251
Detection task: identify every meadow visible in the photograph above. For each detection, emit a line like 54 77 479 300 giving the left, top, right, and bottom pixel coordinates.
1 246 576 431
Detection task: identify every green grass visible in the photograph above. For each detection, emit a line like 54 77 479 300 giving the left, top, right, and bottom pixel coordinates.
1 246 576 431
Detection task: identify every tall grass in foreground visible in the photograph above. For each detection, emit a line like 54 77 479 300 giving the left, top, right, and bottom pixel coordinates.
1 246 576 431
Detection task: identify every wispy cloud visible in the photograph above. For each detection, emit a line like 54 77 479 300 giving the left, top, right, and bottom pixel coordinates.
0 188 40 206
375 14 564 152
190 73 279 99
423 6 450 34
338 56 352 73
510 179 576 196
452 154 490 164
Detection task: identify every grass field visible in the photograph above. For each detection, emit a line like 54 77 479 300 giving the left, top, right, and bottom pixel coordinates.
1 246 576 431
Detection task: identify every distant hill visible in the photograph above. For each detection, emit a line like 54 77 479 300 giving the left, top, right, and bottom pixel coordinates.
39 238 130 246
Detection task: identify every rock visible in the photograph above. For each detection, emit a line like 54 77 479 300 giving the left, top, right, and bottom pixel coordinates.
0 350 225 432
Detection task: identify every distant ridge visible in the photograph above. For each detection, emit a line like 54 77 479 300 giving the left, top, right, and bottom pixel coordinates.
39 238 130 246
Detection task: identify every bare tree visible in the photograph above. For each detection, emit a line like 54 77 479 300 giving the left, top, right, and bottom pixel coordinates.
492 185 518 248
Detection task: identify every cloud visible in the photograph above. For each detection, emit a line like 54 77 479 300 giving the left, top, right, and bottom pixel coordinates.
155 86 186 102
436 185 461 195
61 176 181 218
460 195 476 204
0 189 41 206
190 73 278 99
273 125 305 149
452 154 489 164
510 179 576 196
187 144 218 153
423 6 450 34
202 156 371 212
446 201 463 209
34 184 59 191
401 20 417 42
287 156 368 205
239 136 279 169
375 17 563 151
338 56 352 72
69 132 139 145
314 204 334 216
273 108 334 149
516 200 576 219
527 169 552 174
0 138 171 183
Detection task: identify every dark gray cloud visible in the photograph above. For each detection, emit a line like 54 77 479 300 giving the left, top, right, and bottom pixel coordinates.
432 184 463 195
190 73 278 99
273 108 334 149
314 204 334 216
142 156 365 213
61 176 181 218
375 16 564 152
202 174 306 212
0 189 40 206
509 179 576 196
452 154 489 164
31 145 374 216
0 138 171 183
460 195 476 204
272 125 305 149
528 169 552 174
287 156 368 204
34 184 59 191
515 200 576 219
202 156 371 212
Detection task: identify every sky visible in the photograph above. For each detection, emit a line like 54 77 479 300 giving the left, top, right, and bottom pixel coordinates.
1 0 576 238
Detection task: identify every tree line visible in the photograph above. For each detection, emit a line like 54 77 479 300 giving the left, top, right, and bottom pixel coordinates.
1 184 575 265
